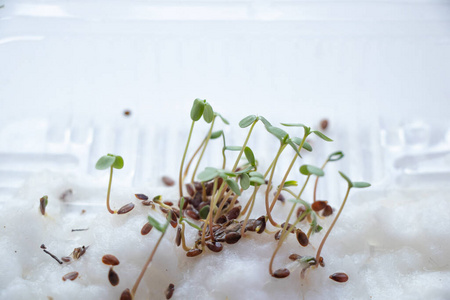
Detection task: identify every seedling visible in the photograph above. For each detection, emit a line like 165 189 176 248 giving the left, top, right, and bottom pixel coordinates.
95 154 134 214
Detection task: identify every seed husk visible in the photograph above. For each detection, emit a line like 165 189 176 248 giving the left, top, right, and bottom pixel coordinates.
255 216 266 233
142 199 154 206
61 256 71 263
274 192 285 202
206 241 223 253
120 289 133 300
280 222 295 232
274 230 281 240
320 119 329 130
296 229 309 247
162 176 175 187
216 215 227 224
273 268 290 278
108 267 120 286
322 205 333 217
224 232 241 244
117 203 135 214
175 227 182 246
186 249 202 257
296 206 307 221
102 254 120 266
40 244 46 249
141 222 153 235
226 206 241 221
288 254 302 261
178 198 188 209
193 181 203 191
185 183 195 196
39 196 47 215
319 256 325 267
160 206 169 214
72 246 88 260
329 272 348 282
164 201 174 207
62 271 79 281
59 189 73 201
135 194 148 200
311 200 328 212
123 109 131 117
165 283 175 299
185 209 200 220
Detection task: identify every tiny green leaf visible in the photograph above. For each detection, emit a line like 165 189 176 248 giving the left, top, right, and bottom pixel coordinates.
300 165 324 177
210 130 223 140
95 155 116 170
283 180 298 187
226 178 241 196
224 171 237 178
353 181 371 188
287 140 302 158
328 151 344 161
197 167 219 182
302 141 313 152
199 205 210 219
338 171 353 187
239 115 257 128
147 215 165 232
235 165 254 174
249 176 265 186
203 102 214 123
249 171 264 178
215 112 230 125
266 126 289 141
183 219 202 231
190 98 205 121
224 146 242 151
258 116 271 127
240 173 250 190
112 155 124 169
244 147 256 166
312 130 333 142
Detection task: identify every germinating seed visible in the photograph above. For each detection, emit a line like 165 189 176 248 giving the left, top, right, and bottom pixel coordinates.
226 206 240 220
185 209 200 220
224 232 241 244
120 289 132 300
62 271 79 281
165 283 175 299
296 229 309 247
288 254 302 261
162 176 175 186
142 200 153 206
61 256 71 263
134 194 148 200
322 205 333 217
108 267 119 286
117 203 135 214
273 268 290 278
329 272 348 282
185 183 195 196
186 249 202 257
102 254 120 266
319 257 325 267
206 241 223 253
296 206 307 221
141 223 153 235
311 201 328 212
175 227 182 246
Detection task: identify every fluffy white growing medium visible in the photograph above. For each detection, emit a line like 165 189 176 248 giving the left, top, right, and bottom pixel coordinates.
0 171 449 300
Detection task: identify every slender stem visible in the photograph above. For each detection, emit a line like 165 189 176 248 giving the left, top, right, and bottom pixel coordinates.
179 121 196 198
191 117 216 182
265 144 286 226
315 186 351 263
240 188 258 237
106 166 115 214
231 120 258 172
213 188 234 223
183 138 205 182
201 179 219 247
180 222 191 251
131 228 168 297
313 160 329 202
280 175 310 236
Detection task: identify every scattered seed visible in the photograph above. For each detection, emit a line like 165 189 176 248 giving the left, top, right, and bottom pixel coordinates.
120 288 133 300
123 110 131 117
142 199 153 206
296 229 309 247
40 244 46 249
164 201 174 207
117 203 135 214
141 222 153 235
160 206 169 214
186 249 202 257
61 256 71 263
311 200 328 212
72 246 88 260
108 267 120 286
165 283 175 299
206 241 223 253
322 205 333 217
255 216 266 233
185 209 200 220
288 254 302 261
175 227 182 246
59 189 73 201
81 209 86 214
62 271 79 281
135 194 148 200
39 195 48 215
102 254 120 266
320 119 329 130
329 272 348 283
162 176 175 187
185 183 195 196
224 232 241 244
226 206 241 221
178 198 188 209
273 268 290 278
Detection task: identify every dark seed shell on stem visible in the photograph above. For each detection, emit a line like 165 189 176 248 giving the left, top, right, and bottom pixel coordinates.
164 201 174 207
117 203 135 214
162 176 175 186
186 249 202 257
311 200 328 212
256 216 266 233
135 194 148 200
142 200 153 206
185 183 195 197
273 268 290 278
160 206 169 214
226 206 241 221
296 206 307 221
175 227 182 246
206 241 223 253
178 198 188 209
319 257 325 267
165 283 175 299
224 232 241 244
280 222 295 233
329 272 348 282
120 289 133 300
288 254 302 261
274 192 285 202
39 196 46 215
322 205 333 217
108 267 120 286
141 222 153 235
62 271 79 281
102 254 120 266
296 229 309 247
274 230 281 240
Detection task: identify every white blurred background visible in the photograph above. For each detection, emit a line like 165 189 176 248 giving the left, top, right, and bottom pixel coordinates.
1 0 450 195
